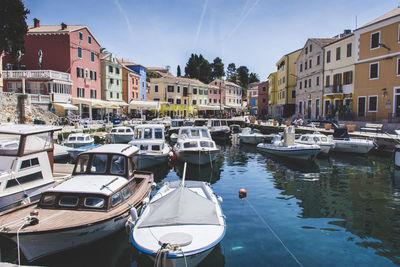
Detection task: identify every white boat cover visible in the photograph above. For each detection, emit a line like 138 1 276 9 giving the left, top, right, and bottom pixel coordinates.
138 186 220 228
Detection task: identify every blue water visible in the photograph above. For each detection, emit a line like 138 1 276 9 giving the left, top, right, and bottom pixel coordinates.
6 138 400 266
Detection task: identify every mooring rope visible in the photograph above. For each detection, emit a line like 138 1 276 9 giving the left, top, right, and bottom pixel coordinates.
244 198 303 267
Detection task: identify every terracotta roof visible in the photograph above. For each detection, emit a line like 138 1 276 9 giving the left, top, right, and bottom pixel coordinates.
224 80 241 87
117 58 140 75
176 77 205 85
28 25 86 33
147 67 175 77
359 7 400 29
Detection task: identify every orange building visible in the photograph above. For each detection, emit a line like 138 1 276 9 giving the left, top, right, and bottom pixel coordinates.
120 59 141 104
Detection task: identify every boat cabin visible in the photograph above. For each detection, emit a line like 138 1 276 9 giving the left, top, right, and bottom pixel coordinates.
39 144 145 212
65 133 94 148
207 119 228 128
110 126 133 134
132 124 165 141
178 127 211 140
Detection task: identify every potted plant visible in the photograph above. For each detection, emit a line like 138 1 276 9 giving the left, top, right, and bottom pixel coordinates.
325 123 332 130
347 124 356 132
285 121 291 126
257 119 262 125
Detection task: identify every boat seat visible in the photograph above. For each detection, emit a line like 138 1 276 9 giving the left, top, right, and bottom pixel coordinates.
159 232 193 247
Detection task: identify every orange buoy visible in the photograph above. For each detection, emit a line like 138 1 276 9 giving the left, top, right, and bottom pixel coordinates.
239 188 247 199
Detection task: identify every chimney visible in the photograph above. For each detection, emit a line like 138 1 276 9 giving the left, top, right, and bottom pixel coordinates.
33 18 40 28
61 22 67 30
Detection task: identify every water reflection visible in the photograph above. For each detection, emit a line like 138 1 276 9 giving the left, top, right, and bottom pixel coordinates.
174 160 222 184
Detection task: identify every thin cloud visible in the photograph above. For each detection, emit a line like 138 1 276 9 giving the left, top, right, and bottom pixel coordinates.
225 0 260 41
192 0 209 51
114 0 135 39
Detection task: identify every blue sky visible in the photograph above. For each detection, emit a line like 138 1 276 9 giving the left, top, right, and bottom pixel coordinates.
24 0 400 80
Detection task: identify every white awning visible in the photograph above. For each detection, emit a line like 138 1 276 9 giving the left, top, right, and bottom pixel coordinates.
53 103 78 110
129 100 160 110
71 98 123 109
197 105 221 111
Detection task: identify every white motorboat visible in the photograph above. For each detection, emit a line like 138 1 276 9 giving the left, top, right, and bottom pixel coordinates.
331 127 375 154
128 124 171 169
257 126 320 161
128 164 225 267
0 144 153 262
169 119 194 136
108 126 134 144
0 125 70 212
238 127 268 144
207 119 231 140
64 133 94 148
295 131 335 155
173 127 220 165
66 143 100 161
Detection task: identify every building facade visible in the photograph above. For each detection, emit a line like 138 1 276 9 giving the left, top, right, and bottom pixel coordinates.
268 72 277 116
209 79 242 111
100 53 123 102
276 49 301 118
121 63 140 104
296 38 336 119
258 81 269 116
198 85 208 106
323 33 355 119
125 64 147 100
354 7 400 121
247 82 259 115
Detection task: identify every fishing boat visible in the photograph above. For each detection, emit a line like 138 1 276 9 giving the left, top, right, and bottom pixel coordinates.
168 119 194 137
128 163 225 267
238 127 269 144
128 124 171 169
257 126 320 161
331 127 375 154
0 125 70 212
0 144 153 262
173 126 220 165
206 119 231 140
295 131 335 155
64 133 94 148
66 143 100 161
108 126 134 144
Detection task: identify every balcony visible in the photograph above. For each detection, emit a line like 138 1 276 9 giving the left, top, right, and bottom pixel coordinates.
3 70 71 82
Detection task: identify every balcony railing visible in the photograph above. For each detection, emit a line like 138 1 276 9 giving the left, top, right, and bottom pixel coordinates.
324 85 343 95
3 70 71 82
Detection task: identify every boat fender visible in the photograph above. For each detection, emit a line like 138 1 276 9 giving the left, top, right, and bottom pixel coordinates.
28 210 39 225
130 207 138 221
239 188 247 199
152 182 157 189
142 197 150 206
217 196 223 203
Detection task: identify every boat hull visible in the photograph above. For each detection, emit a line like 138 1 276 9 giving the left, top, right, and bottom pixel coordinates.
210 131 231 140
5 212 129 262
0 181 54 212
257 144 320 161
238 135 267 144
175 150 218 165
332 139 374 154
111 134 133 144
67 144 100 160
134 152 170 169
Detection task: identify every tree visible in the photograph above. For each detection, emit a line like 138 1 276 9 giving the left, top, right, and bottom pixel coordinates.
184 54 212 83
146 70 161 82
226 63 237 83
237 66 249 88
177 65 181 77
249 72 260 83
211 57 225 80
0 0 29 56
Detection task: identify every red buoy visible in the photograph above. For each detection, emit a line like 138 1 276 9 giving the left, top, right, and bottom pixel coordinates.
239 188 247 199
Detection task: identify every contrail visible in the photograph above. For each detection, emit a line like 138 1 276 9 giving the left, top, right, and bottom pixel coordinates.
225 0 260 41
114 0 135 38
240 0 252 17
192 0 209 51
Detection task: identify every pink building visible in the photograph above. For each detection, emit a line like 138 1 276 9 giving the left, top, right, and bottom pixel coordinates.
258 81 269 117
4 20 101 101
208 84 222 106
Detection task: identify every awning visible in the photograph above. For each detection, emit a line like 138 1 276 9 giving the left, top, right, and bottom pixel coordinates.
53 103 78 111
71 98 125 109
197 105 221 111
129 100 160 110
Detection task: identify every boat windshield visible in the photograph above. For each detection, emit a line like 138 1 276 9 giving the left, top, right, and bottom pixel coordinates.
221 120 227 126
24 132 53 154
77 137 84 141
143 128 152 139
75 154 89 173
69 136 76 141
111 155 126 174
118 129 125 133
213 121 221 127
91 154 107 173
183 141 198 148
190 129 201 138
321 137 327 142
0 135 20 156
154 128 163 139
134 128 142 139
201 129 210 138
200 141 214 148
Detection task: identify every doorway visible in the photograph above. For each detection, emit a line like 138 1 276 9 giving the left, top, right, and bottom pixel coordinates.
358 96 366 117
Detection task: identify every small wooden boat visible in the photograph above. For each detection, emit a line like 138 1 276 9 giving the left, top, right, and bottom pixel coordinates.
0 144 153 262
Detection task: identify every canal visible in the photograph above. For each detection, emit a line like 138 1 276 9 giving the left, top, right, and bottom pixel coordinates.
4 137 400 266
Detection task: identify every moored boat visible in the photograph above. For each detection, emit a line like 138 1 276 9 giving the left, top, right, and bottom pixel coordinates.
108 126 134 143
331 127 375 154
0 144 153 262
64 133 94 148
238 127 268 144
295 131 335 155
207 119 231 140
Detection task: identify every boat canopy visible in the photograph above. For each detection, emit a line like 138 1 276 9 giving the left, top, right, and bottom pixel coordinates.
138 186 220 228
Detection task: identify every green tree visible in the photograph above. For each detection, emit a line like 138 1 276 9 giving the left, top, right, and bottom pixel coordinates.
146 70 161 82
211 57 225 80
237 66 249 88
177 65 181 77
226 63 237 83
0 0 29 56
184 54 212 83
249 72 260 83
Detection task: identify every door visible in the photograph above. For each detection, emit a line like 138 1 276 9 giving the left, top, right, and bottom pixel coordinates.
307 100 312 118
324 100 330 116
358 96 366 117
315 99 320 119
395 87 400 117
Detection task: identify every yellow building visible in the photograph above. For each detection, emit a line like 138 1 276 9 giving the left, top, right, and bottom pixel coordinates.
276 49 301 118
354 7 400 121
267 72 277 116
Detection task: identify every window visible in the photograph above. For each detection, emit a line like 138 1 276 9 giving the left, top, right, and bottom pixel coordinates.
304 80 308 88
199 89 203 95
77 47 82 58
214 99 217 103
91 154 107 173
310 44 312 52
77 87 85 97
154 85 158 92
111 193 122 206
299 101 303 114
84 197 104 208
299 81 302 89
88 36 92 44
94 71 97 81
327 51 331 63
122 187 132 199
371 32 380 49
116 68 120 74
76 67 84 78
368 95 378 112
176 99 181 104
308 78 311 87
343 71 353 84
300 64 303 72
305 61 308 70
192 100 197 105
90 89 97 98
347 43 352 57
263 98 266 103
117 93 119 99
370 62 379 79
309 59 312 68
110 92 113 98
79 32 83 40
316 76 320 86
263 86 266 91
20 158 39 169
292 90 296 98
193 88 197 94
317 55 320 65
59 196 79 207
109 66 113 73
336 47 341 60
177 86 180 93
110 78 114 84
90 52 94 62
168 98 174 103
398 58 400 76
305 47 308 54
111 155 125 175
326 75 330 87
167 85 174 92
